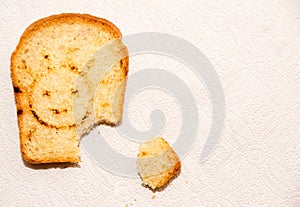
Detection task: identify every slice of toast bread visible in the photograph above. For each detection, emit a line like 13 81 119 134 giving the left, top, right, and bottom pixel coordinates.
11 13 129 164
137 137 181 190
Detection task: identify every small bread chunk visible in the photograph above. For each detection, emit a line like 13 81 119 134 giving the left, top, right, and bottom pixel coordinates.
137 137 181 190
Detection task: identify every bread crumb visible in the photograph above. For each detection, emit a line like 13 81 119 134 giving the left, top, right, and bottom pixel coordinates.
137 137 181 190
152 195 156 199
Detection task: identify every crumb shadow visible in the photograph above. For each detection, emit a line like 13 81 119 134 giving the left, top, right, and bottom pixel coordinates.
140 167 182 193
22 158 80 170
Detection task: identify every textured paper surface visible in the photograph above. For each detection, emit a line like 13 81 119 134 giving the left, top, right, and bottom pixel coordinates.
0 0 300 206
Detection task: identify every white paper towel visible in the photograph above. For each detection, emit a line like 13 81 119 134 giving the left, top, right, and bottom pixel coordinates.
0 0 299 206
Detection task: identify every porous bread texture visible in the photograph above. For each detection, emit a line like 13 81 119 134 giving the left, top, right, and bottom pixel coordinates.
11 13 129 164
137 137 181 190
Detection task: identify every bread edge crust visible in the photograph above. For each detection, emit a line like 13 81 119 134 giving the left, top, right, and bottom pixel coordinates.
11 13 129 164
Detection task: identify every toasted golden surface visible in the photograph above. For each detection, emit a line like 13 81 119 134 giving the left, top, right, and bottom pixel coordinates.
11 13 128 164
137 137 181 190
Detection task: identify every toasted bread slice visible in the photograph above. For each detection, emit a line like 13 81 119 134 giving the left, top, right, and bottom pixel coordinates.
11 13 129 164
137 137 181 190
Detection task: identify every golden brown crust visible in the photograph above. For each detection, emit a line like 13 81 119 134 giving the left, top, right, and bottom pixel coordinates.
137 137 181 190
11 13 128 164
142 159 181 189
11 13 123 87
157 160 181 188
12 13 121 56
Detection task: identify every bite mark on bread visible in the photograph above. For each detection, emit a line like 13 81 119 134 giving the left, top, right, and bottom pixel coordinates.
11 13 129 164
